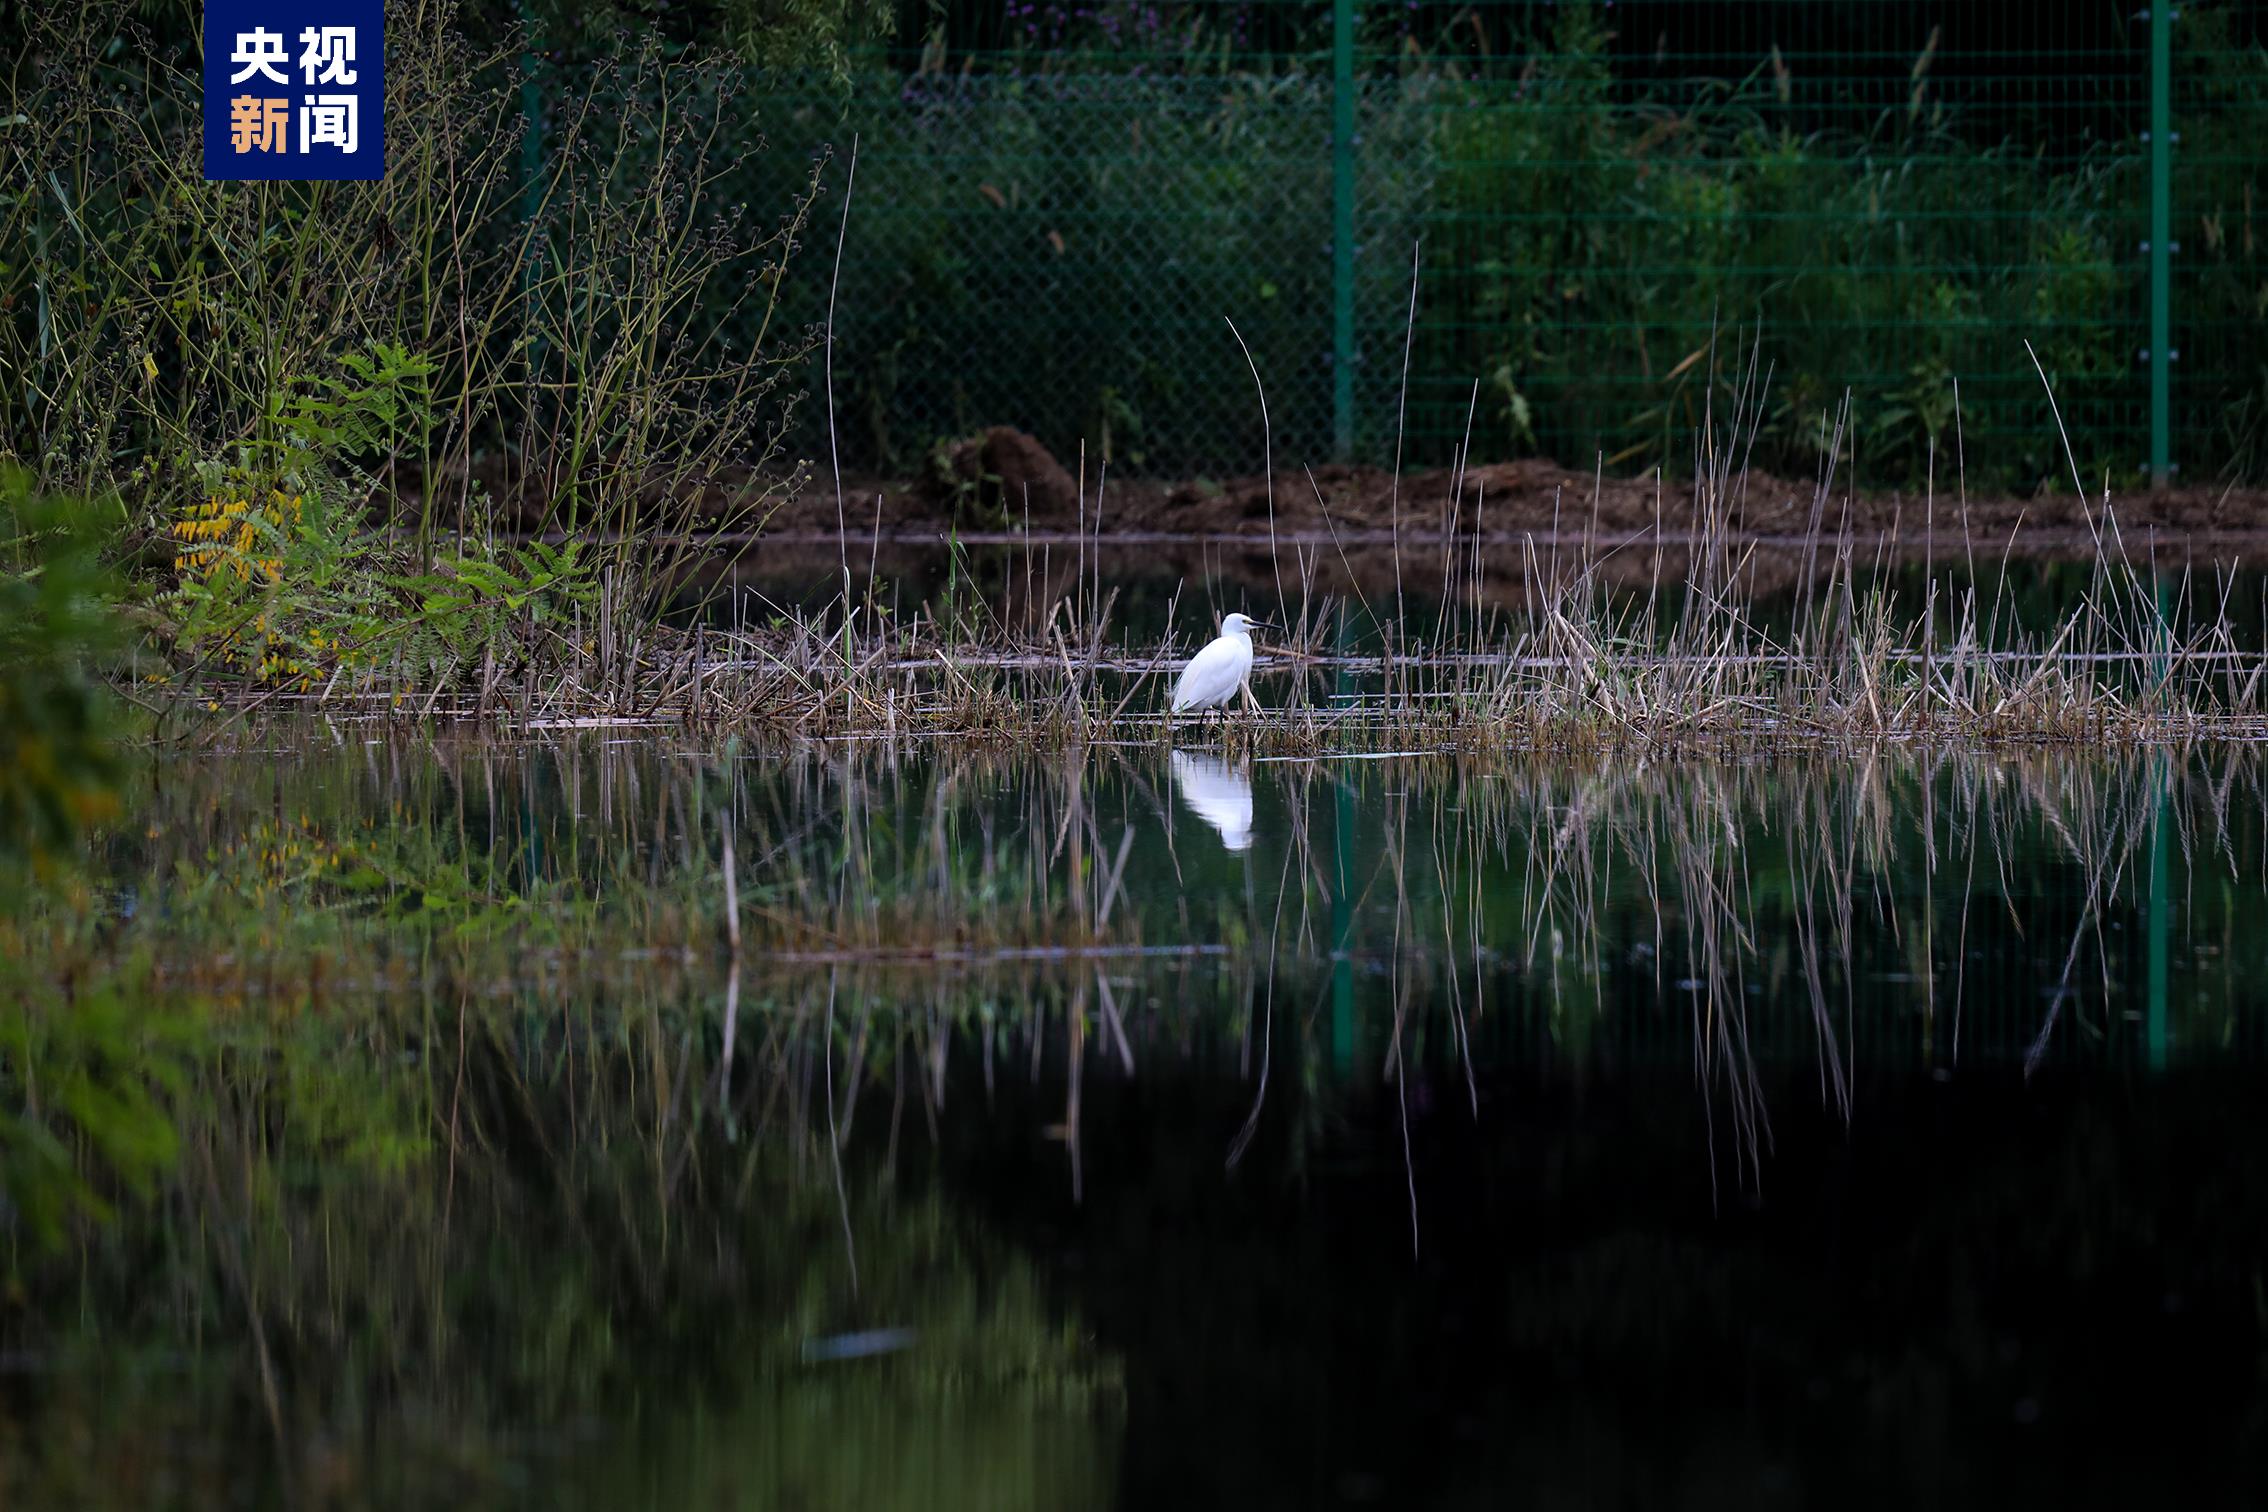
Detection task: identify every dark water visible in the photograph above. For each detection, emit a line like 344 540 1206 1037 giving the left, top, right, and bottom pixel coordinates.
9 732 2268 1507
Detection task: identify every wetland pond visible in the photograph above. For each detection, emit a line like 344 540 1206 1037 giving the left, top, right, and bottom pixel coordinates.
10 728 2268 1507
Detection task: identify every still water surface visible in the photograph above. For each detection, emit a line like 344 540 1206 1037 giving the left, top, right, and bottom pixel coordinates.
11 731 2268 1507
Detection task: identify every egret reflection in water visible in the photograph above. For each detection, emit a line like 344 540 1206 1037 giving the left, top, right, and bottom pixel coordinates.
1169 749 1254 852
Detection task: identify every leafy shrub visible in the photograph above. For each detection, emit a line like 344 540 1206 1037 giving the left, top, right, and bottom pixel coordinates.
162 341 603 696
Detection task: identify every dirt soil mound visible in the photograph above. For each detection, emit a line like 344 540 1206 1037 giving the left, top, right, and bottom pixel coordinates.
916 426 1082 522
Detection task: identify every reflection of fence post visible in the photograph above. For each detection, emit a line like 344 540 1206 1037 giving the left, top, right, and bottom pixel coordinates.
1331 0 1357 460
2147 2 2171 487
2147 544 2171 1065
1330 602 1355 1076
2147 753 2170 1071
1331 775 1355 1078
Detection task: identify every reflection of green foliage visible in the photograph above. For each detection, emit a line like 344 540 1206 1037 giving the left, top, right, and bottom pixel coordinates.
262 1020 435 1181
0 943 1120 1507
0 983 190 1250
10 726 2261 1503
604 1382 1115 1511
0 469 122 876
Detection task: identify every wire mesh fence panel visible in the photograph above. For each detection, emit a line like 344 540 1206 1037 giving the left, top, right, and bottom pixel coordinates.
744 0 2265 488
2172 2 2268 485
758 70 1354 480
1388 2 2148 488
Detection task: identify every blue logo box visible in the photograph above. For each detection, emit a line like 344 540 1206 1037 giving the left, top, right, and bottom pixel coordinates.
203 1 384 180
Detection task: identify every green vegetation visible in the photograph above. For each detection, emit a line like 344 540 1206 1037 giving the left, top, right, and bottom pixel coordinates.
755 1 2268 486
6 7 2264 1500
4 0 2264 725
1416 2 2138 483
5 3 819 715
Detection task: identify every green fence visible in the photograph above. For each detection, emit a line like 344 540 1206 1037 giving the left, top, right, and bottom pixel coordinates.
752 0 2268 489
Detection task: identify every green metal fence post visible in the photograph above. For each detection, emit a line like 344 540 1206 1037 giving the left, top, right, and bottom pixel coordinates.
1331 0 1356 460
2148 3 2172 487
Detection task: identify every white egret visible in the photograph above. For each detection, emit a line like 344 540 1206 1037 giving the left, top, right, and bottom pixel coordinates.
1171 612 1276 718
1169 750 1254 852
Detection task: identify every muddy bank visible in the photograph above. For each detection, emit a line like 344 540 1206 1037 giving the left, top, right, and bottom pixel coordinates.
439 426 2268 584
762 428 2268 555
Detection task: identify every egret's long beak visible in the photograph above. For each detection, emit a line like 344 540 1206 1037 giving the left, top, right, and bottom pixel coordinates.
1251 621 1281 637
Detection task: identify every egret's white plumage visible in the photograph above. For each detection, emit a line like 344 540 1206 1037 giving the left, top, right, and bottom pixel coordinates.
1172 612 1273 714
